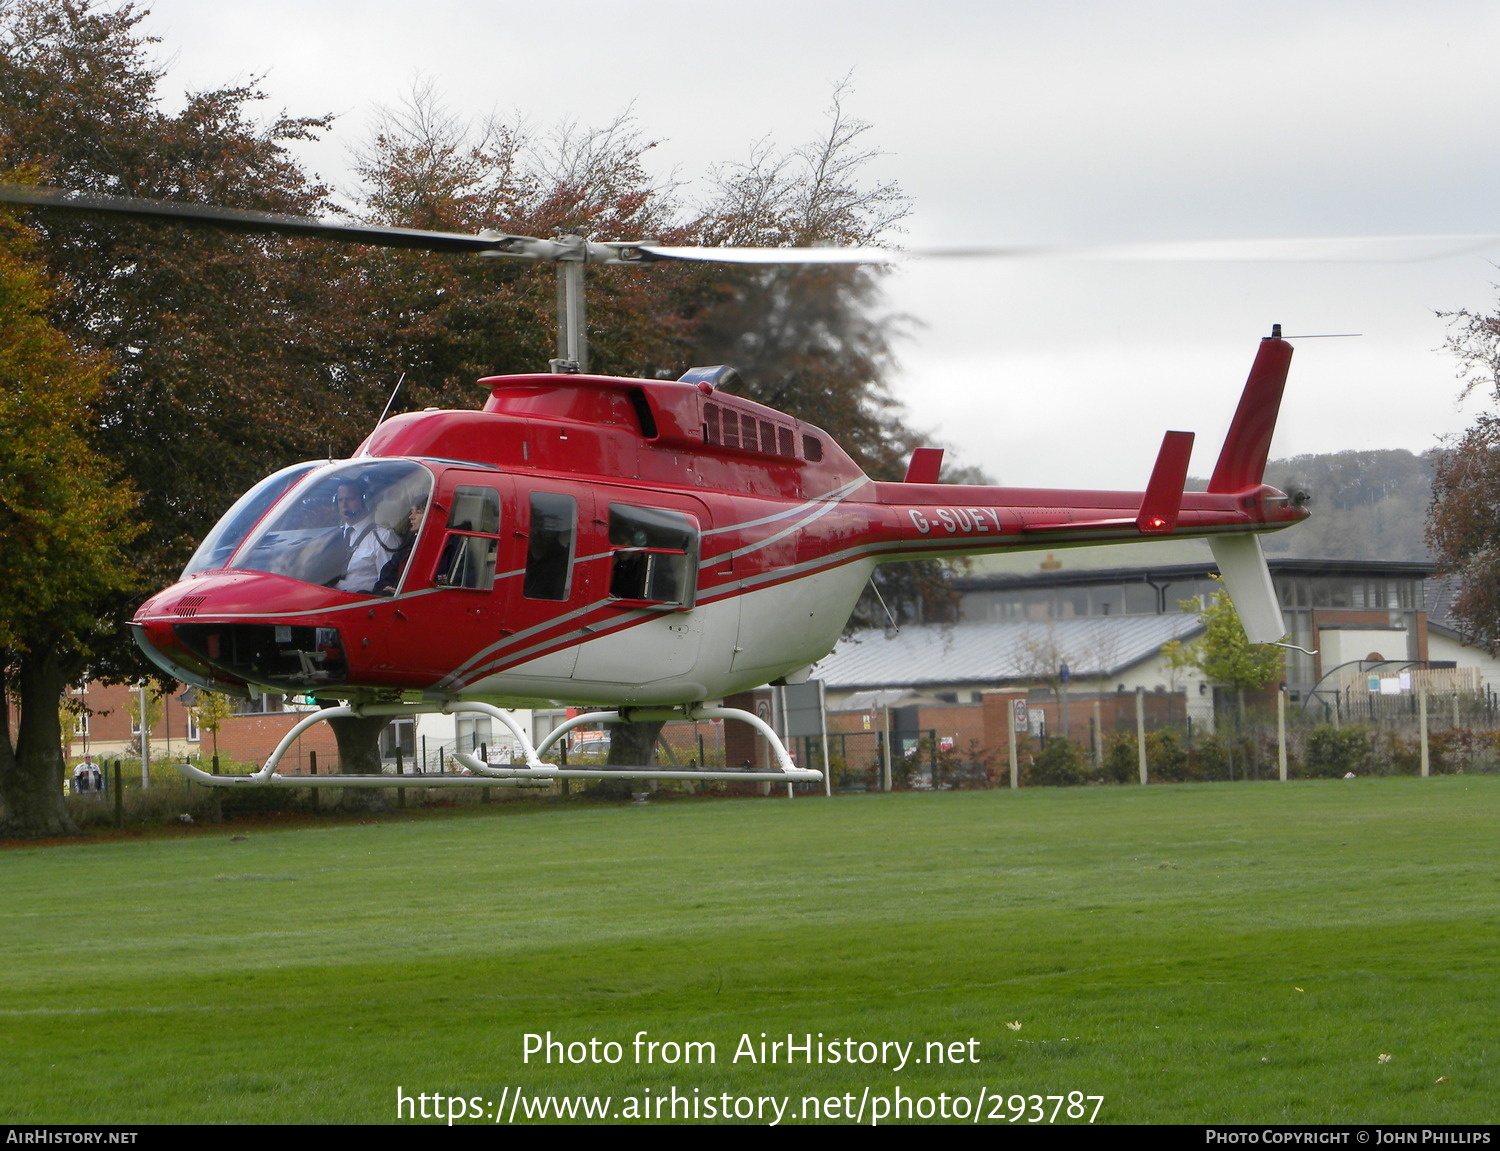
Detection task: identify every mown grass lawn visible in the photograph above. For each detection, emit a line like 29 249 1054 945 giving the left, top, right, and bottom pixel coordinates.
1 776 1494 1125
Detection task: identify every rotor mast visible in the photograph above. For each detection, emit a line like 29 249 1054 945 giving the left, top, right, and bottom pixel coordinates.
554 250 588 373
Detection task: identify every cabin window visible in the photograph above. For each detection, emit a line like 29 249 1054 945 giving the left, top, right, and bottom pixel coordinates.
740 413 758 452
801 434 823 462
702 400 798 461
607 504 698 608
523 492 576 601
435 485 501 591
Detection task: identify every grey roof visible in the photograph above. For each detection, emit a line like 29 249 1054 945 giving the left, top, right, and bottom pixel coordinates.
814 615 1204 691
1424 574 1461 634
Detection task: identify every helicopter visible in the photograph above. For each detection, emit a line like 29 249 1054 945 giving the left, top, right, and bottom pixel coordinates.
0 184 1310 790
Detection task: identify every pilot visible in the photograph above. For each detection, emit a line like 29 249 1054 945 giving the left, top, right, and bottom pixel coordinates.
332 478 399 593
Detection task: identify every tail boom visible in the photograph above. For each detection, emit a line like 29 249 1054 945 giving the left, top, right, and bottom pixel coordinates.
856 332 1305 641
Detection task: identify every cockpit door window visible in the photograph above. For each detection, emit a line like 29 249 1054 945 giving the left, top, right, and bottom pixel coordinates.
434 485 501 591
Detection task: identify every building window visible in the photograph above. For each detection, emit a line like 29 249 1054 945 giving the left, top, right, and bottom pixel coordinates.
380 718 415 761
455 717 493 754
236 693 288 716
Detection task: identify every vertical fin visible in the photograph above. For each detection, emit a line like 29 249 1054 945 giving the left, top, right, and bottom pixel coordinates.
1208 334 1294 493
903 447 945 484
1208 533 1286 644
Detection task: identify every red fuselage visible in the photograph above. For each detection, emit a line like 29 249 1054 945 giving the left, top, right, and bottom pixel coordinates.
132 343 1307 707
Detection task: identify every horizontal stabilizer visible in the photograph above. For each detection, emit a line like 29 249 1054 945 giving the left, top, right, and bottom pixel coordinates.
1137 430 1195 533
904 447 945 484
1208 533 1286 645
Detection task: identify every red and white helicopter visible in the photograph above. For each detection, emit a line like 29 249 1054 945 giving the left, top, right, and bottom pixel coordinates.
1 185 1310 789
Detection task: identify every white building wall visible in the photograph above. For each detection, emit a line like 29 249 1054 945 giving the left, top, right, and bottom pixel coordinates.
1081 650 1216 731
1428 632 1500 695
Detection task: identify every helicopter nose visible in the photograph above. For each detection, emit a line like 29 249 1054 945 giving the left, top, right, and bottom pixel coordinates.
133 572 357 691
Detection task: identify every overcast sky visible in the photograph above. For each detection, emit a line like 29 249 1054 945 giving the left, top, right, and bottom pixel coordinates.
138 0 1500 487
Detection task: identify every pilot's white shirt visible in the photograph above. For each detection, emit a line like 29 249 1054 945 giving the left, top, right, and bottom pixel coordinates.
337 517 397 593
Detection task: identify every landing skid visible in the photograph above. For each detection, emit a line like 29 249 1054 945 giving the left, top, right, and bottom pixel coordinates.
174 701 821 788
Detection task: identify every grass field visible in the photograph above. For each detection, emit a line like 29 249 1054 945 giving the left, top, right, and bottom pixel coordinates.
1 777 1495 1125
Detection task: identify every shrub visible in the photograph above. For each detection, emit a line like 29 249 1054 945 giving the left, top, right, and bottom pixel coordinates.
1144 730 1190 782
1101 733 1137 784
1026 737 1085 787
933 739 995 789
1302 726 1371 778
1369 729 1420 776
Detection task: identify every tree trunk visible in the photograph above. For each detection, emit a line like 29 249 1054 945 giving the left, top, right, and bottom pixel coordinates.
328 713 392 814
593 718 664 799
0 649 81 838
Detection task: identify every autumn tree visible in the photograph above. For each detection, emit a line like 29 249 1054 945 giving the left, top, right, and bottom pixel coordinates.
1428 418 1500 651
0 209 142 836
0 0 370 828
351 84 699 398
685 80 911 476
0 2 372 587
1427 304 1500 651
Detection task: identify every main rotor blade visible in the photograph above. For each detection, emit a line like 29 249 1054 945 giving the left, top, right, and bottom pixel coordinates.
5 184 1497 266
641 234 1500 265
0 184 527 255
633 244 900 264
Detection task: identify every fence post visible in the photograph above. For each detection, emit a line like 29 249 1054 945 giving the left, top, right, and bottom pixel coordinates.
881 707 892 793
396 745 405 809
113 760 123 829
1277 685 1288 782
1092 700 1102 772
1419 686 1430 777
1136 687 1148 785
1008 702 1019 790
308 749 318 812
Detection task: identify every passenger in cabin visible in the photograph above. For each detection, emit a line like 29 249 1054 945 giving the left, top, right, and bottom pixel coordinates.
375 501 426 595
